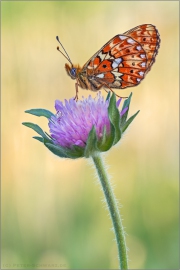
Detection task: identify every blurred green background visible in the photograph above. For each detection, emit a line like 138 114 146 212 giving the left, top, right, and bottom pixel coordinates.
2 1 179 269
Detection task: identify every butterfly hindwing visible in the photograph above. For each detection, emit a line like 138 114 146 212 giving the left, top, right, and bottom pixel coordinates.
123 24 160 73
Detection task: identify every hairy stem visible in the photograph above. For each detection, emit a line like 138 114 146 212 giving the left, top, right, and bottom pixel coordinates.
92 153 128 269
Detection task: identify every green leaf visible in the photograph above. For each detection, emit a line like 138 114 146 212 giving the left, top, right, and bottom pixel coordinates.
22 122 51 142
45 143 83 159
72 145 85 157
33 136 44 143
97 124 115 152
25 109 54 119
105 91 111 101
108 93 121 144
45 143 68 158
122 92 132 110
85 126 98 157
121 110 140 133
120 93 132 124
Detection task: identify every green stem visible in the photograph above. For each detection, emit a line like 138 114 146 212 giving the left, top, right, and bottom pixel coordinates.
92 153 128 269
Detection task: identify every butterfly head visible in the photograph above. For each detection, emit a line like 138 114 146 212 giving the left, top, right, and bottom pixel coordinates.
65 63 77 80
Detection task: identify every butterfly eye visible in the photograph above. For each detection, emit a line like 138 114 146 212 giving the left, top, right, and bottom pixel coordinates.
70 68 76 78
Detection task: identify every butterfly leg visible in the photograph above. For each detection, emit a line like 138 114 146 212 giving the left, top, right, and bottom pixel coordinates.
102 82 128 99
95 78 128 99
74 81 80 101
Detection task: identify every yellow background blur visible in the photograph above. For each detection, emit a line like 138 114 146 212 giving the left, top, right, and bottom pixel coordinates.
2 1 179 269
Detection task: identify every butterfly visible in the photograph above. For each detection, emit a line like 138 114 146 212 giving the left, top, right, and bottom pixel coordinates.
56 24 160 100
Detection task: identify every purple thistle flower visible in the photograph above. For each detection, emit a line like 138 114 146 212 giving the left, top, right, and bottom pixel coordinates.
23 92 139 159
49 93 126 148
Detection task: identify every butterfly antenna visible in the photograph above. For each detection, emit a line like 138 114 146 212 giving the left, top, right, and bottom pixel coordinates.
56 36 73 66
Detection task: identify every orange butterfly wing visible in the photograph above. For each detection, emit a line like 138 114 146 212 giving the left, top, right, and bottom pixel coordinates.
124 24 161 74
82 24 160 90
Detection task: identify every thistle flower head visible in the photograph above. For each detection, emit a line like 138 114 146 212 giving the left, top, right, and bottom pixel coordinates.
49 93 121 148
23 92 139 159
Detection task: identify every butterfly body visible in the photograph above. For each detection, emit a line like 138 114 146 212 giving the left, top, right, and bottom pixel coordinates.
58 24 160 97
65 63 97 91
